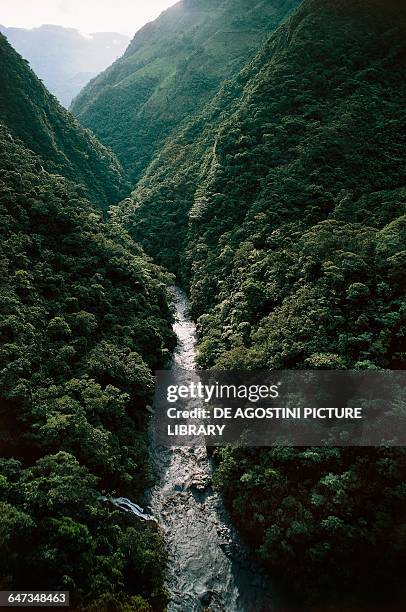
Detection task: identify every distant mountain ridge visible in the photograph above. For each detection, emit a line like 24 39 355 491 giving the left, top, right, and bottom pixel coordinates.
0 24 130 107
71 0 301 182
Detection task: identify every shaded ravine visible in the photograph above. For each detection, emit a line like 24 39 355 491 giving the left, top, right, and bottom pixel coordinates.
148 287 277 612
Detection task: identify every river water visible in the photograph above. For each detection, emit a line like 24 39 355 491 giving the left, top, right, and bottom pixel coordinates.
148 287 277 612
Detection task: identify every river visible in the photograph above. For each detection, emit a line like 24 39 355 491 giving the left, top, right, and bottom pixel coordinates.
148 287 277 612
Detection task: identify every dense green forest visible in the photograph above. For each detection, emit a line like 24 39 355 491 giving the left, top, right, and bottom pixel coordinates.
0 34 129 211
113 0 406 606
1 0 406 608
71 0 300 183
0 32 176 612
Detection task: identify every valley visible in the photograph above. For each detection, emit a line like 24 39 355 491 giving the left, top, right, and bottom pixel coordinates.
149 287 277 612
0 0 405 610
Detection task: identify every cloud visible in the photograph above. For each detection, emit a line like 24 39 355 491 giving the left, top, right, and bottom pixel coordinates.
57 1 71 15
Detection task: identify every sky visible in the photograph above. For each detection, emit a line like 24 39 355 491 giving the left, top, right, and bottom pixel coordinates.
0 0 178 35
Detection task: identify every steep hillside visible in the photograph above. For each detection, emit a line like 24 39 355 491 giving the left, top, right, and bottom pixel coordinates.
116 0 406 605
0 119 175 609
71 0 300 182
124 0 406 368
0 25 130 107
0 33 129 210
0 22 176 607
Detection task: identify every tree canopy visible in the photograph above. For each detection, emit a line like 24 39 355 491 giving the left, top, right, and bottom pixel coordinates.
0 34 130 211
114 0 406 606
0 121 175 609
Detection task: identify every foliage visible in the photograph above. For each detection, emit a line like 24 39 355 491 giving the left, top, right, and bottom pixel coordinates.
213 445 406 605
0 33 130 210
1 0 406 607
0 122 175 608
71 0 300 183
115 0 406 606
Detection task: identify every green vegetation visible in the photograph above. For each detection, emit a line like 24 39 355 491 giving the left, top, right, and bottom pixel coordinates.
214 446 406 606
0 72 175 611
0 33 129 211
114 0 406 606
1 0 406 607
71 0 300 183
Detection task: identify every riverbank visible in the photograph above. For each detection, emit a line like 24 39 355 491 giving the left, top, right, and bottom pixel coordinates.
148 287 276 612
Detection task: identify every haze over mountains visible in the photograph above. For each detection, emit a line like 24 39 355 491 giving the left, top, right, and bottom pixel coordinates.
0 24 130 107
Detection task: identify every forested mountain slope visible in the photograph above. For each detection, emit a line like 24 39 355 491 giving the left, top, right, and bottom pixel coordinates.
71 0 300 183
0 34 177 605
0 25 130 107
0 34 129 210
124 0 406 370
116 0 406 605
0 120 175 609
